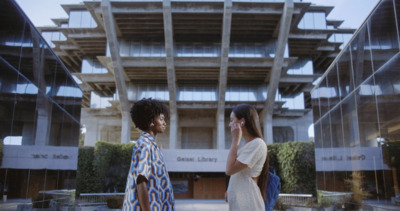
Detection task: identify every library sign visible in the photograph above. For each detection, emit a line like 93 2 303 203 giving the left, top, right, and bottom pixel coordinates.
163 149 229 172
315 147 390 171
1 145 78 170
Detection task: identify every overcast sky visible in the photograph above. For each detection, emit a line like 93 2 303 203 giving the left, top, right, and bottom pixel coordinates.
15 0 379 29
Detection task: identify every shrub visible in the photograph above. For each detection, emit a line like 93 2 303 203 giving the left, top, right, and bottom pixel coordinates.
277 142 316 195
76 147 102 196
32 193 53 208
106 196 124 209
93 141 134 193
267 143 281 174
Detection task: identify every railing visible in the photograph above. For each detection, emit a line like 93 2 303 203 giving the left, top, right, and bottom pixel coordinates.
319 191 352 205
279 193 314 206
77 193 125 207
39 190 74 206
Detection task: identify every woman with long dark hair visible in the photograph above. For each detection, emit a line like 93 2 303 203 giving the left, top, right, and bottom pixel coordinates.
225 104 269 210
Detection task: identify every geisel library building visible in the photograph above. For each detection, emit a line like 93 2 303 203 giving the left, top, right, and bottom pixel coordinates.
36 0 356 199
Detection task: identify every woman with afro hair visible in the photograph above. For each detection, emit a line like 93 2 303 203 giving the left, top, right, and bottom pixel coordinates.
123 98 175 211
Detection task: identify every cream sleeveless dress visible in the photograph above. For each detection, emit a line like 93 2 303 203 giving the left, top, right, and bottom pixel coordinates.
227 138 267 211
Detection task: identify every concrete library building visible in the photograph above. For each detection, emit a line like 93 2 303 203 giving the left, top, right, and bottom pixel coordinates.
36 0 353 199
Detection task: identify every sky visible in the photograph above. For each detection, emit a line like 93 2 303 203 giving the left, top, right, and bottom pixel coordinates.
14 0 380 138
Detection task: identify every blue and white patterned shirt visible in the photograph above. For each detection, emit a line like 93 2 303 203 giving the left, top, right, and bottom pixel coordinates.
123 132 175 211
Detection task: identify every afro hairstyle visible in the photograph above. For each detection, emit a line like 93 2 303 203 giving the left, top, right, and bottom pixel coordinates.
130 98 169 131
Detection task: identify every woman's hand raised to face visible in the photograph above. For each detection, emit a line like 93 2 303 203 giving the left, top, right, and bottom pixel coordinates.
230 122 243 145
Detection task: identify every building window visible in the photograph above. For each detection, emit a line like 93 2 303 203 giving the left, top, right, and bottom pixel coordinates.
178 84 216 101
68 10 97 28
273 127 294 143
41 31 66 48
287 59 313 75
81 57 108 74
298 12 327 30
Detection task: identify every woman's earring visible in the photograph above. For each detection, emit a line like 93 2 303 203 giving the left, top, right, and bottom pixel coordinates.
240 122 244 126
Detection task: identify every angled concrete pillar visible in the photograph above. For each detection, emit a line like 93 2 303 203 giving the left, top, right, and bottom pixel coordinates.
216 0 232 149
263 0 293 144
101 0 131 143
31 28 53 146
163 0 178 149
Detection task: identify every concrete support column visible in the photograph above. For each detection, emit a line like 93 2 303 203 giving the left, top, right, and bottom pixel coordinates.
163 0 178 149
216 0 232 150
121 112 131 143
169 112 178 149
263 0 293 144
35 106 52 146
84 119 100 146
101 0 131 143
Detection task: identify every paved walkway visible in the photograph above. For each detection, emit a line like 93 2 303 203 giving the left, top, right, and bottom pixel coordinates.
175 199 228 211
0 198 228 211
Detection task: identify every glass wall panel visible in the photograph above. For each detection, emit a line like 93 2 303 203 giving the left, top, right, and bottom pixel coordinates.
81 57 108 74
350 26 374 89
128 83 169 101
311 86 321 121
328 33 353 49
329 105 345 148
313 1 400 206
317 78 330 117
368 0 399 72
179 83 216 101
18 24 35 83
374 54 400 141
336 48 354 99
314 121 323 148
287 59 313 75
68 10 97 28
298 12 326 30
325 66 339 111
41 31 66 48
355 77 379 147
340 92 359 147
281 93 304 109
225 84 259 101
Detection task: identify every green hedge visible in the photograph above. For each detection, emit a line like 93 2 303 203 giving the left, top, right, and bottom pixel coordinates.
76 142 135 195
277 142 316 195
76 147 102 196
76 141 316 195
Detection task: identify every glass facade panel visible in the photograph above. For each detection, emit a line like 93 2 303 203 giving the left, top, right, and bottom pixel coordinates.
81 57 108 74
336 47 354 99
68 10 97 28
298 12 326 30
287 59 313 75
311 1 400 206
178 83 216 101
325 64 340 110
311 87 321 121
318 78 331 117
368 0 399 72
0 0 81 199
128 83 169 101
350 26 374 88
